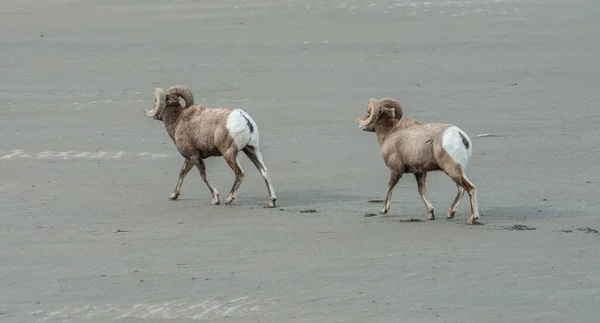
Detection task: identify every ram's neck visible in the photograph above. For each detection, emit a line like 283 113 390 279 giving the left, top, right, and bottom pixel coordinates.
161 107 181 143
374 119 398 148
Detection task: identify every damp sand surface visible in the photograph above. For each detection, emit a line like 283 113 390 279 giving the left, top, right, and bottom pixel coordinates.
1 0 600 322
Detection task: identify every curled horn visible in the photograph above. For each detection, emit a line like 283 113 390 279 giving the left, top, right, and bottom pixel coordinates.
378 98 403 120
165 85 194 108
357 98 382 126
144 88 166 119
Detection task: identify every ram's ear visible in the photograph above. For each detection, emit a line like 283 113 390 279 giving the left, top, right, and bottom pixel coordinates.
380 106 396 119
378 98 403 120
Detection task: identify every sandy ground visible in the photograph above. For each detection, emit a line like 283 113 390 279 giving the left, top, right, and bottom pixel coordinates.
1 0 600 322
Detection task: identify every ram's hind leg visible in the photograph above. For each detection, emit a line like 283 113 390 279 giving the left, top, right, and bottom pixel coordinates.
170 159 194 200
380 170 402 215
415 173 435 220
243 145 277 207
460 174 480 224
223 149 245 204
447 185 465 219
443 165 480 224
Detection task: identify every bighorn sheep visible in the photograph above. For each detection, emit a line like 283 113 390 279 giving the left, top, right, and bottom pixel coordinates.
144 85 277 207
356 98 480 224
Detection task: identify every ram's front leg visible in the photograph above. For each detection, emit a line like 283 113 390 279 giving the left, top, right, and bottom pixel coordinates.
190 155 220 205
169 159 194 200
415 172 435 220
379 170 402 215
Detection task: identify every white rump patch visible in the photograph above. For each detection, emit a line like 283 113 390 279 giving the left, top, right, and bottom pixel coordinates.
226 109 259 150
442 126 472 170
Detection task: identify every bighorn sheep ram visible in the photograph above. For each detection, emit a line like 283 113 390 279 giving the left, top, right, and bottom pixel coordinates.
356 98 480 224
144 85 277 207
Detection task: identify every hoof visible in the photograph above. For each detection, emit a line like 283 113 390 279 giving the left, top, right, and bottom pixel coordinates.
169 193 179 200
211 198 220 205
447 211 455 220
426 209 435 220
467 215 480 225
265 199 277 208
225 196 235 204
378 209 388 215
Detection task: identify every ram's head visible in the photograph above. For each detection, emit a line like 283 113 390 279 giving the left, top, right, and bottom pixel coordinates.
144 85 195 120
356 98 403 132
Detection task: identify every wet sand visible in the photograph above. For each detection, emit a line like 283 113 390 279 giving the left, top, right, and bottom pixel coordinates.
1 0 599 322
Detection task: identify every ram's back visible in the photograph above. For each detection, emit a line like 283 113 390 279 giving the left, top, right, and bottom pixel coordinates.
381 121 452 173
173 106 235 157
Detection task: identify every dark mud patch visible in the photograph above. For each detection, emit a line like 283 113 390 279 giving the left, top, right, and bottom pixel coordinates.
506 224 536 231
454 221 485 226
394 218 423 223
299 209 319 213
577 226 599 234
364 213 378 217
558 229 573 233
368 199 384 203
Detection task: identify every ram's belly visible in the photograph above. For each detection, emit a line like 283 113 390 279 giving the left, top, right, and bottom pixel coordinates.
402 155 442 174
174 129 226 159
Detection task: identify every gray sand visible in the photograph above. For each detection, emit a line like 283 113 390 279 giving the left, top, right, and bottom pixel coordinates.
1 0 600 322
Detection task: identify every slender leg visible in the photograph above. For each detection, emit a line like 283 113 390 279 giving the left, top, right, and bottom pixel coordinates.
415 173 435 220
447 184 465 219
460 175 480 224
191 156 220 205
443 165 480 224
243 146 277 207
169 159 194 200
380 170 402 215
222 149 245 204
